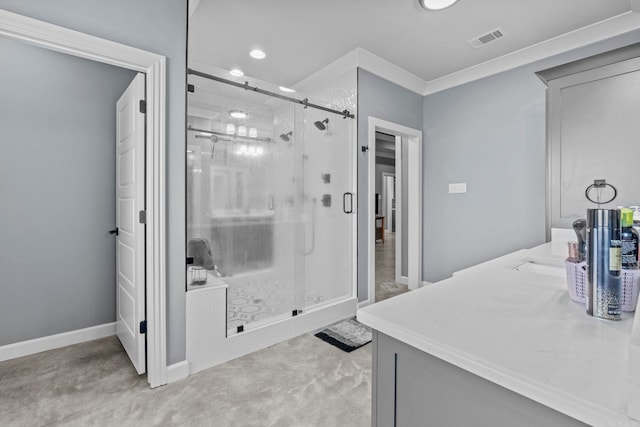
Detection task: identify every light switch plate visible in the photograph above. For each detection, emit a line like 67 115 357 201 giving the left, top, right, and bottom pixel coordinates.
449 183 467 194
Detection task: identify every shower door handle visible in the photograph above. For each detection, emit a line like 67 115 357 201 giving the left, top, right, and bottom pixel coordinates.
343 192 353 214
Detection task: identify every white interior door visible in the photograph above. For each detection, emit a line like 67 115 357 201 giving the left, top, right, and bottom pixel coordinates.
116 73 146 374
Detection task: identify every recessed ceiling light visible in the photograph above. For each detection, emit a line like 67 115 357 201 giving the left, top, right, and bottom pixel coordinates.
229 110 247 119
230 69 244 77
249 49 266 59
279 86 295 93
419 0 458 10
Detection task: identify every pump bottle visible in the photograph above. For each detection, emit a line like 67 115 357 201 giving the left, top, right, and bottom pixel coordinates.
621 208 639 270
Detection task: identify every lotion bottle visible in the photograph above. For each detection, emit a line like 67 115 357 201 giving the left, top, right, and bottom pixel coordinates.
621 208 639 270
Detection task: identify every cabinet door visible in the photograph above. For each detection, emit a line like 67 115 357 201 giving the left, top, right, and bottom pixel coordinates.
373 332 588 427
548 57 640 228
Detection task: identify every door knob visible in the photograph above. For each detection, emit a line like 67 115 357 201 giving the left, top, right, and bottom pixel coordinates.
108 228 119 236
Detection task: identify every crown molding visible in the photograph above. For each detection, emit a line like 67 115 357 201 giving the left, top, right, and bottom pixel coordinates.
354 48 428 95
291 49 359 94
294 11 640 98
423 10 640 95
291 47 427 96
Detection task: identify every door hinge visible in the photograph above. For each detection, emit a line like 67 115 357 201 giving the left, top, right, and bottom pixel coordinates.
139 210 147 224
139 320 147 334
139 100 147 114
361 146 369 153
187 84 195 93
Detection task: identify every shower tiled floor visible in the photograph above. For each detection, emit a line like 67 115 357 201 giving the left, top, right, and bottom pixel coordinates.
226 279 324 330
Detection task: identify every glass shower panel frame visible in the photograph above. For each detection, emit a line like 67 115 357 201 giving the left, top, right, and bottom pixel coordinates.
295 102 354 310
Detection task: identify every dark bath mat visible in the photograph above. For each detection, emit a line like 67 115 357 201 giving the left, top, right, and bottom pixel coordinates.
314 318 372 352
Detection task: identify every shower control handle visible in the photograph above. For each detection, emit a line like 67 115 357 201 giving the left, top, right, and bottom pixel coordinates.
343 192 354 214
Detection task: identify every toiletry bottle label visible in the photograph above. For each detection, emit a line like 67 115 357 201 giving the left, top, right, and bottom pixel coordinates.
621 239 638 269
610 240 622 271
607 302 621 317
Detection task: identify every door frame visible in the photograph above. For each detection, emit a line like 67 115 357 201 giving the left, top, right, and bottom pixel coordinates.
367 117 422 305
0 10 168 388
381 173 395 233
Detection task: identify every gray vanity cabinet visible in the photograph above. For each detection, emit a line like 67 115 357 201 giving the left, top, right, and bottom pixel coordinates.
371 331 587 427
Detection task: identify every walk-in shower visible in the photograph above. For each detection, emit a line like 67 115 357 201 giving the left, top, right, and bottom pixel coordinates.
185 64 357 363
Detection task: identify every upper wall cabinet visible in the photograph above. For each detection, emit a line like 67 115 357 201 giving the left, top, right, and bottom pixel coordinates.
539 44 640 229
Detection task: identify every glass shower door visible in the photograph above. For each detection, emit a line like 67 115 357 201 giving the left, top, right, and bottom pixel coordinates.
186 74 299 334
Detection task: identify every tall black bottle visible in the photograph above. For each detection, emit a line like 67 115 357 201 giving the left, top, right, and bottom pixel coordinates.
621 208 639 270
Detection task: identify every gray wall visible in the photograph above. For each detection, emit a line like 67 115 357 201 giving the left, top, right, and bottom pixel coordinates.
0 37 136 345
422 69 547 282
0 0 187 363
422 29 640 283
358 69 423 301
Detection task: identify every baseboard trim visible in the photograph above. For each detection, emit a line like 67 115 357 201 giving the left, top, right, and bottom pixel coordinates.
167 360 190 383
396 276 409 286
0 322 116 363
358 300 371 309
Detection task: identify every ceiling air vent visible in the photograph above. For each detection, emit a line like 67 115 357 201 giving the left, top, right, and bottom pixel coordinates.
467 28 505 49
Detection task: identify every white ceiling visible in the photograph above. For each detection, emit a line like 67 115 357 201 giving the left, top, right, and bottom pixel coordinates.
189 0 633 91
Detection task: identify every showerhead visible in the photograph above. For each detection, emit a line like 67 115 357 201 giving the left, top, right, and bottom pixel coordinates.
314 118 329 131
280 131 293 142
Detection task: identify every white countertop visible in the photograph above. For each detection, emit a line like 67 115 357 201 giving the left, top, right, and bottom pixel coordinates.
357 243 640 427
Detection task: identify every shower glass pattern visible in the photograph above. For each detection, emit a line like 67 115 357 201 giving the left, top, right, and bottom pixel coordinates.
186 67 355 334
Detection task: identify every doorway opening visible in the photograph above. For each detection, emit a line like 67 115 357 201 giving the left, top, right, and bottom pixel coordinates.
374 132 405 302
367 118 423 305
0 10 167 388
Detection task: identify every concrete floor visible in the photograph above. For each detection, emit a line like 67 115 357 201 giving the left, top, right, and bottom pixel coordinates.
0 234 406 426
0 333 371 427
